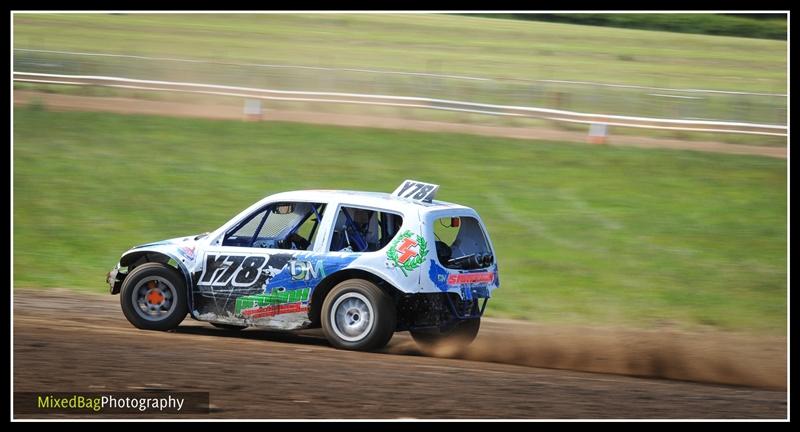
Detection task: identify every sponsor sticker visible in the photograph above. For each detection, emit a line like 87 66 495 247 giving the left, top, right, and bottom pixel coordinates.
234 288 311 316
177 246 195 260
447 272 495 285
289 260 326 281
241 302 308 319
386 230 429 276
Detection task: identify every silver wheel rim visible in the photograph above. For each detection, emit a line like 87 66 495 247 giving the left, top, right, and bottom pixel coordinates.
131 276 178 321
330 292 374 342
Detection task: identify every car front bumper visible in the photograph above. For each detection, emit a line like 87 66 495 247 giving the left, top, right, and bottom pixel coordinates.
106 264 123 294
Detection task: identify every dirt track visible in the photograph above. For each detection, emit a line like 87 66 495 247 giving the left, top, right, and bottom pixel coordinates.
13 289 786 419
13 91 787 159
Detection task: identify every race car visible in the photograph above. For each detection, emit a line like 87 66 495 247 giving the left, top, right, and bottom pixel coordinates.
107 180 499 351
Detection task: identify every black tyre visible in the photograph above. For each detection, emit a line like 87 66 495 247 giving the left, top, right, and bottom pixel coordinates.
321 279 396 351
120 262 188 331
411 318 481 354
211 322 247 331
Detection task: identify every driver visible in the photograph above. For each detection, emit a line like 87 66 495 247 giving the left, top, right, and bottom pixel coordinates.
284 232 310 250
330 208 379 252
351 209 379 251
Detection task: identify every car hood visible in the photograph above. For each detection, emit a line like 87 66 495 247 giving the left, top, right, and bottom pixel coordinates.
133 233 207 249
124 233 209 263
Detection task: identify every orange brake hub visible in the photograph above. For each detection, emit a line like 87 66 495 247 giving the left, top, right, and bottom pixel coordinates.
146 281 165 304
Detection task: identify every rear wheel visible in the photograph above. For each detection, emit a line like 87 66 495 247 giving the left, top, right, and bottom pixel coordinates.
321 279 396 351
120 262 188 331
411 318 481 354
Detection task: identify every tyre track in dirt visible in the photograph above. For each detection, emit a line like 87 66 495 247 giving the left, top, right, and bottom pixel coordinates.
12 289 787 419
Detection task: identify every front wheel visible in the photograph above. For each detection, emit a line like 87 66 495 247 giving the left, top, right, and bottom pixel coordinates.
410 318 481 354
120 262 188 331
321 279 396 351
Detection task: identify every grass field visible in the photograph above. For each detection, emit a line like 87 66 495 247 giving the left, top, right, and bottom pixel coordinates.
13 13 787 93
13 107 787 334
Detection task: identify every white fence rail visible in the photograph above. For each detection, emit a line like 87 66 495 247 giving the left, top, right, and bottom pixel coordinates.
15 49 787 97
13 72 788 137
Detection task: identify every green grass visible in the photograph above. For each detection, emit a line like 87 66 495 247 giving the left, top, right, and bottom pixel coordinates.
13 107 787 334
13 13 787 135
13 13 786 93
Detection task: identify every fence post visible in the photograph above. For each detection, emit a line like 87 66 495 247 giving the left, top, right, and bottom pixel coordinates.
588 122 608 144
243 98 262 121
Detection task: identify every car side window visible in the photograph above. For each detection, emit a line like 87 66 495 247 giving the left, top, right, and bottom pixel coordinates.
329 207 403 252
223 202 325 250
295 204 327 248
223 209 268 247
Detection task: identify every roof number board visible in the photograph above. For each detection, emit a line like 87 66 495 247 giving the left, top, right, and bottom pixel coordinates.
392 180 440 203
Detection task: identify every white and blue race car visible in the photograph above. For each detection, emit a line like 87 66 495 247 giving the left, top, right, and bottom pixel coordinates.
107 180 499 351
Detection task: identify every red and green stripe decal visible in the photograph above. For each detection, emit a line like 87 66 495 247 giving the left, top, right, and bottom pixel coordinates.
235 288 311 317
